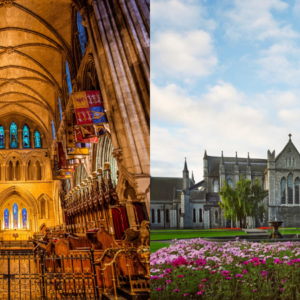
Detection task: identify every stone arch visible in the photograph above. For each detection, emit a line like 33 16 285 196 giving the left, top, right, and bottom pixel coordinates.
5 151 23 165
74 164 88 187
37 193 52 219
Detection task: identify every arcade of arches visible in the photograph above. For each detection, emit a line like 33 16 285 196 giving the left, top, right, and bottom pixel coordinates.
0 0 149 298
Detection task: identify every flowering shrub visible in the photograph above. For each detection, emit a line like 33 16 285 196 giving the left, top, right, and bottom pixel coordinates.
151 238 300 299
212 228 241 230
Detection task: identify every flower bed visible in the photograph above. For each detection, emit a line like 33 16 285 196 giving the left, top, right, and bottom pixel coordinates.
151 238 300 299
211 228 241 230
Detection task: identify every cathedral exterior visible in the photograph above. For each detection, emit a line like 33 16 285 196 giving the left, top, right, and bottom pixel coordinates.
151 135 300 229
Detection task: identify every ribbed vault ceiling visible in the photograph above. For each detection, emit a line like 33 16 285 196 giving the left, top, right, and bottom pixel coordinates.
0 0 73 133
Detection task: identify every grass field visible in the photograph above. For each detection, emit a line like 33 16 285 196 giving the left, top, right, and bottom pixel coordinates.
151 230 247 241
150 242 170 254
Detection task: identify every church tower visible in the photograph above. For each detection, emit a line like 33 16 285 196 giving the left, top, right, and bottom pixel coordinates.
219 151 225 189
183 157 189 190
181 158 192 228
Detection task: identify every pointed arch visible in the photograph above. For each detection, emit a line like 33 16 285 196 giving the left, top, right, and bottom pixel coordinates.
288 173 293 204
281 177 286 204
23 124 30 148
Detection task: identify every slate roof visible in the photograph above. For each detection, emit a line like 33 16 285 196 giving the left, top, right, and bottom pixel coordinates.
207 156 267 174
150 177 194 201
190 189 205 200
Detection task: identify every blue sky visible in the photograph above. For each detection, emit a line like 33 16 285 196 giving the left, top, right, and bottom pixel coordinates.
151 0 300 181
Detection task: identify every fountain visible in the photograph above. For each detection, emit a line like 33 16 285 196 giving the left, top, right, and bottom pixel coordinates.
268 220 283 239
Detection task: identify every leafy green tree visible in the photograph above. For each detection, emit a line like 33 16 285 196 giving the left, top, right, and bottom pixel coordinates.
218 176 268 228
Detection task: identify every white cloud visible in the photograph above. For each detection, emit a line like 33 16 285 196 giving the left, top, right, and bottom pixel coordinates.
151 0 216 31
224 0 298 40
257 42 300 85
151 82 300 180
152 30 218 78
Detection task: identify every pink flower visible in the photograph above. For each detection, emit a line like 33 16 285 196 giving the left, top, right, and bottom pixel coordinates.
242 261 249 265
280 288 284 291
201 278 208 283
184 294 189 297
225 277 232 280
174 289 180 292
177 274 184 278
166 280 172 284
210 270 216 274
155 288 162 291
197 292 203 295
253 289 257 292
282 279 285 284
242 270 248 274
236 237 239 240
165 268 171 273
172 257 188 268
236 274 242 278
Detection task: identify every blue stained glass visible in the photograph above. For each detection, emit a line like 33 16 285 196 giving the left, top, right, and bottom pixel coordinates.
10 122 18 148
23 125 30 148
52 120 55 140
22 208 27 229
77 11 87 55
35 131 41 148
66 62 72 94
4 208 9 229
0 126 5 148
59 98 63 121
13 203 18 229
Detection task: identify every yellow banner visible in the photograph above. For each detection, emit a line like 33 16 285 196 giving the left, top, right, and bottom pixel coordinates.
72 91 89 109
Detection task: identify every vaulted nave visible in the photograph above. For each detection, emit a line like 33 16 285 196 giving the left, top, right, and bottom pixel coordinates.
0 0 150 299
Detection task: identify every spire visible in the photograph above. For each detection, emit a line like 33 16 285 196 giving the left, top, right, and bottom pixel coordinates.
235 152 238 165
289 133 292 141
183 157 188 172
203 150 207 159
220 151 224 165
247 152 250 166
192 171 195 183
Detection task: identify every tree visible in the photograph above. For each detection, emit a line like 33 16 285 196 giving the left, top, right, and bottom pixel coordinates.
218 176 268 228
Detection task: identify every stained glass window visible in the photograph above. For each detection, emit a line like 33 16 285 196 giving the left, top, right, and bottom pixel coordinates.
13 203 18 229
22 208 27 229
281 178 286 204
4 208 9 229
35 131 41 148
59 98 63 121
0 126 4 148
10 122 18 148
288 173 293 204
52 120 55 140
66 62 72 95
77 11 87 55
23 125 30 148
227 179 233 187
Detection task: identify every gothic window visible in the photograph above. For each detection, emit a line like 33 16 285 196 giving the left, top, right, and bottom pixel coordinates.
215 210 219 223
13 203 18 228
286 158 287 166
288 173 293 204
22 208 27 229
213 180 219 193
295 178 300 205
166 209 170 223
227 179 233 187
4 208 9 229
66 61 72 95
157 209 161 223
151 209 155 223
0 126 4 148
199 209 202 222
35 131 41 148
193 208 196 223
281 178 286 204
52 120 55 140
10 122 18 148
289 157 291 166
77 11 87 55
59 98 63 121
23 125 30 148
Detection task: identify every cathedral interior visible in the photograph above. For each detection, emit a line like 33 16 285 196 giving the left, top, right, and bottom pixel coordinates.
0 0 150 299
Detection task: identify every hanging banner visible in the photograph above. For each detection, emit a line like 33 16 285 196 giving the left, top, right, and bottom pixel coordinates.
72 91 108 126
66 119 75 155
57 142 66 169
73 113 98 143
51 156 72 180
72 91 93 126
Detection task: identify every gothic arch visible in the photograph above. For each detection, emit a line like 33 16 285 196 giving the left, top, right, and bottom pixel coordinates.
0 186 38 214
5 151 23 165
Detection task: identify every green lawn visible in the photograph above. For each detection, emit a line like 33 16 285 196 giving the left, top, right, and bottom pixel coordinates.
150 242 170 254
151 230 247 241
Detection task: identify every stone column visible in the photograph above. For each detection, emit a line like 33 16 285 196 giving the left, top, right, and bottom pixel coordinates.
86 4 145 174
80 6 120 154
30 129 35 148
33 163 37 180
5 130 9 149
18 129 22 149
12 162 16 181
1 164 5 182
40 134 44 148
22 163 26 181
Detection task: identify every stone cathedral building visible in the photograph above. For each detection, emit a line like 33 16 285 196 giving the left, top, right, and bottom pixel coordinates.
151 135 300 230
0 0 150 299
